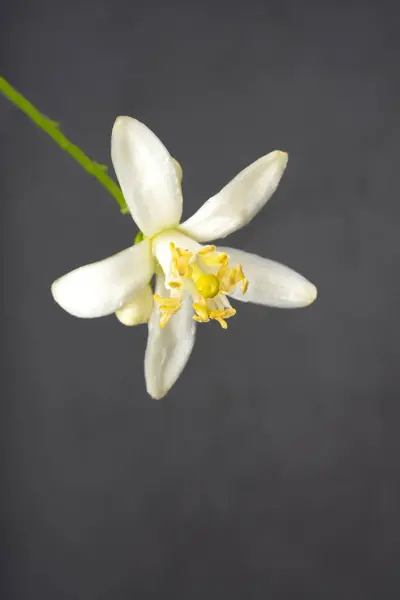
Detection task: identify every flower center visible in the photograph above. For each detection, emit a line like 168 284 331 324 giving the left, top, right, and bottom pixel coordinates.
154 242 248 329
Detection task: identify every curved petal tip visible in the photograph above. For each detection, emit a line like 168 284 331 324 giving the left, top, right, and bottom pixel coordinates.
277 150 289 168
305 283 318 306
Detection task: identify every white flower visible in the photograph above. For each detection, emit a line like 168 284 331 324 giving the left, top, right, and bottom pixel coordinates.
52 116 317 399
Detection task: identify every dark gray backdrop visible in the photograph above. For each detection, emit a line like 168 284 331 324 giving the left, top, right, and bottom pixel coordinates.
2 0 400 598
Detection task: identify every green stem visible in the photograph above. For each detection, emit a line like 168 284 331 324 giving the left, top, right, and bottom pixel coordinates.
0 76 129 214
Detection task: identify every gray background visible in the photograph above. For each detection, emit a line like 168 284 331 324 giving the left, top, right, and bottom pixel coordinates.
1 0 400 598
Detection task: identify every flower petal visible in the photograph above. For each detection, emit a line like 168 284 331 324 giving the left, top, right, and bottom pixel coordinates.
51 239 154 318
115 284 154 326
111 117 183 237
219 247 317 308
144 275 196 399
179 151 288 242
172 158 183 184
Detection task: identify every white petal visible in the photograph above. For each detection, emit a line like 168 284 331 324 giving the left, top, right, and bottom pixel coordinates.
144 275 196 399
111 117 183 237
172 158 183 184
220 247 317 308
115 284 153 326
51 239 154 318
179 151 288 242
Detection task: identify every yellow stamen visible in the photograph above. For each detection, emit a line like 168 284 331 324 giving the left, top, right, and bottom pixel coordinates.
154 294 181 328
201 307 236 329
215 317 228 329
235 265 248 295
217 262 248 295
193 315 206 323
160 312 173 328
209 308 236 320
216 264 230 292
198 245 216 255
159 304 175 311
154 295 178 307
170 242 193 277
201 250 229 266
193 302 209 321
